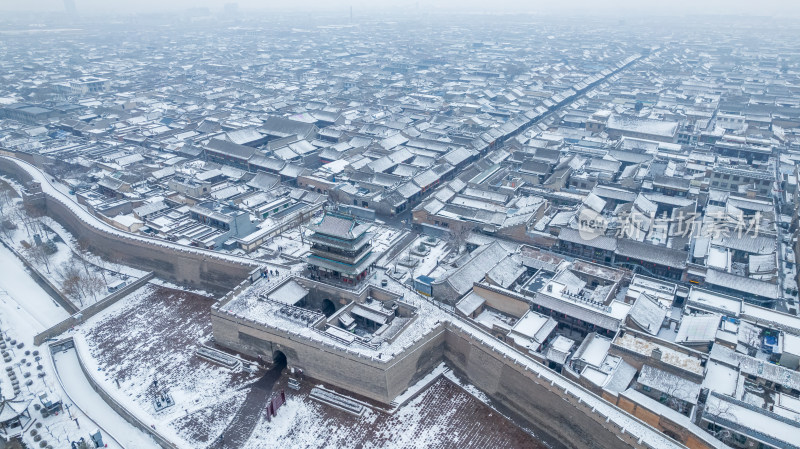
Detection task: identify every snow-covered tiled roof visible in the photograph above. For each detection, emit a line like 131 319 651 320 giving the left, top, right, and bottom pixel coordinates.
267 280 308 305
704 269 779 299
437 242 510 297
456 291 485 317
675 314 720 344
573 332 612 368
628 292 667 335
637 364 701 404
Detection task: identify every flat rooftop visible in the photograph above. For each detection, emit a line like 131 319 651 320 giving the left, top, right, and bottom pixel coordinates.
217 272 446 359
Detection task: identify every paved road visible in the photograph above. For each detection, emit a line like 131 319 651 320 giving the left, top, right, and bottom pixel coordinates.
209 357 286 449
52 348 149 449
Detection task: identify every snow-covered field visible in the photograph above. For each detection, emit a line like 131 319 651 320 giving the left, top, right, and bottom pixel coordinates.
0 240 124 449
242 373 541 449
0 243 68 328
76 283 259 448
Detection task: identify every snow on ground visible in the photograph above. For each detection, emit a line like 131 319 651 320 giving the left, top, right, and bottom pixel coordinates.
443 370 492 405
389 362 448 410
742 391 766 408
269 228 311 258
148 277 214 299
167 388 249 447
52 348 159 449
385 235 454 284
242 375 541 449
371 224 405 254
0 242 68 329
411 236 450 277
0 245 119 449
74 283 259 448
0 183 147 309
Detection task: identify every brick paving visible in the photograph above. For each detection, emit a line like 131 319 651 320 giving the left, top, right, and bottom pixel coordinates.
209 361 285 449
82 284 260 446
244 374 547 449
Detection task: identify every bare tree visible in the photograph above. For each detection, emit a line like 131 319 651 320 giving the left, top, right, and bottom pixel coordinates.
59 263 88 306
447 223 476 255
289 209 310 246
86 270 108 300
656 374 694 415
0 187 10 213
739 322 762 357
57 258 107 307
15 209 34 238
326 192 340 213
0 189 15 239
702 396 739 445
24 242 53 274
90 254 110 284
31 217 53 242
74 236 110 284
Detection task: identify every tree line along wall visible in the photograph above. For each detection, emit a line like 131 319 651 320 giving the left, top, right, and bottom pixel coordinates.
33 273 155 345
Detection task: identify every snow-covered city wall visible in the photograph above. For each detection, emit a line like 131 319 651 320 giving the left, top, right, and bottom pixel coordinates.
0 155 275 293
50 337 176 449
443 324 684 449
34 272 155 345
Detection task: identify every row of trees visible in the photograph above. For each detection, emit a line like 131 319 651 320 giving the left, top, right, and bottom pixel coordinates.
0 182 112 307
57 260 108 307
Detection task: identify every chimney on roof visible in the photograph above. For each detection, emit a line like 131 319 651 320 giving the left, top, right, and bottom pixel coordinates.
651 348 662 361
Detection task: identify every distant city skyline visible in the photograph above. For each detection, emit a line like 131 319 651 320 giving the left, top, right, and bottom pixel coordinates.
2 0 800 17
1 4 798 449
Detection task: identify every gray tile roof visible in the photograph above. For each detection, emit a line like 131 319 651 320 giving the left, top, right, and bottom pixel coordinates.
627 292 667 335
205 137 256 160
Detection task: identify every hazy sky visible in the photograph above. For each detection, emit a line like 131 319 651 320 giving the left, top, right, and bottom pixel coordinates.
2 0 800 16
